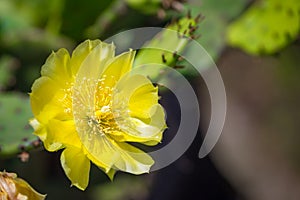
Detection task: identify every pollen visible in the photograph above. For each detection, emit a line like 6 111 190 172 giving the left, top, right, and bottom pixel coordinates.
89 75 122 135
61 82 74 115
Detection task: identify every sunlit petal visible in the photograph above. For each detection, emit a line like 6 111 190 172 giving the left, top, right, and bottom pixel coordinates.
100 50 135 88
41 48 71 86
70 40 102 76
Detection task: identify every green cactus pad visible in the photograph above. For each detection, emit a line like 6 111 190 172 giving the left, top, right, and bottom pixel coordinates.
133 13 202 81
0 93 41 159
227 0 300 55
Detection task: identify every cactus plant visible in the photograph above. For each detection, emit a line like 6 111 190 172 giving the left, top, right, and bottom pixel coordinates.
227 0 300 55
0 93 41 159
133 12 202 81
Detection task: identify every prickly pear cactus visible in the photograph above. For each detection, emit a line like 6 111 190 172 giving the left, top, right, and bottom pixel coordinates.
227 0 300 55
133 12 202 80
0 93 41 159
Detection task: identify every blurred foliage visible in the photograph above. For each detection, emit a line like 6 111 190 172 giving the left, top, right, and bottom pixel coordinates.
134 13 201 80
126 0 161 14
227 0 300 55
90 174 150 200
0 55 18 90
0 93 41 158
62 0 112 40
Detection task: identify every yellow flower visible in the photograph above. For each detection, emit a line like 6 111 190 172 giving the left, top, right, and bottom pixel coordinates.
0 171 46 200
29 40 166 190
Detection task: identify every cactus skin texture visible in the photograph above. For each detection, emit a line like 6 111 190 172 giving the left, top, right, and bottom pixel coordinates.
0 93 41 159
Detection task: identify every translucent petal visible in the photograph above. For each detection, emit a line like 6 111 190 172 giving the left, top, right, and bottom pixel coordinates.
105 168 116 180
100 50 136 88
110 74 166 144
61 147 90 190
109 105 166 145
73 42 115 114
77 41 115 81
79 133 119 170
70 40 102 77
113 74 158 119
113 141 154 174
41 48 71 86
96 165 116 180
82 132 154 174
73 111 154 174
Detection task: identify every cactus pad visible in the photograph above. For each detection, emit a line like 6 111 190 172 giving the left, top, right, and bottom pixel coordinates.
0 93 41 159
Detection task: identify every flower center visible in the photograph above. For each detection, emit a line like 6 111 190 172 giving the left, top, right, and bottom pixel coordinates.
94 105 115 130
91 76 121 135
73 75 129 137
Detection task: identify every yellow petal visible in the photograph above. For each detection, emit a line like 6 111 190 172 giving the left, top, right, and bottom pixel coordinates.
40 48 71 86
45 119 81 151
80 131 154 174
106 168 116 180
35 104 63 125
30 76 60 117
33 87 73 124
100 50 136 88
70 40 102 77
30 118 47 141
129 81 158 119
114 74 158 119
113 141 154 174
83 146 116 180
80 134 119 170
60 147 90 190
30 119 64 151
110 74 166 144
31 119 80 152
136 104 166 136
109 104 166 145
73 42 115 111
76 41 115 82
